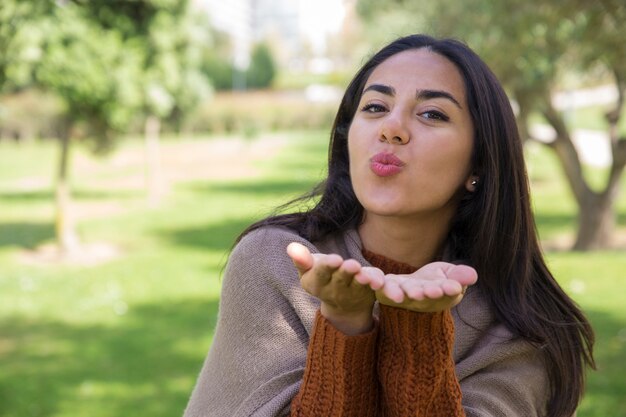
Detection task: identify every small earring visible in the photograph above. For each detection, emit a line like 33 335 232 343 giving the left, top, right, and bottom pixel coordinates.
471 179 477 186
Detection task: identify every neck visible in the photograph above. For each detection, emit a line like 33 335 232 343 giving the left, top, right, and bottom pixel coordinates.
358 211 453 268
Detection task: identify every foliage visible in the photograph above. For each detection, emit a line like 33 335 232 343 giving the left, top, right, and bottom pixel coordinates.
200 29 236 91
201 41 278 91
36 6 143 142
246 43 277 89
202 54 235 91
0 134 624 416
1 0 145 148
74 0 213 127
0 0 55 90
356 0 626 250
1 0 214 142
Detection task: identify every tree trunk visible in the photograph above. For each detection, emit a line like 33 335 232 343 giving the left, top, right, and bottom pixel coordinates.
144 115 162 207
574 191 616 250
540 88 626 250
55 129 80 254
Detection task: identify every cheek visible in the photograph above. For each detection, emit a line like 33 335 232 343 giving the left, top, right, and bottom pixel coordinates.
347 126 367 170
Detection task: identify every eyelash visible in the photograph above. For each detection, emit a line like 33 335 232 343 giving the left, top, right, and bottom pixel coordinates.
361 103 387 113
360 103 450 122
422 110 449 121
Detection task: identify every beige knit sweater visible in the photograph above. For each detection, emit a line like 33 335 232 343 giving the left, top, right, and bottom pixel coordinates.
184 226 549 417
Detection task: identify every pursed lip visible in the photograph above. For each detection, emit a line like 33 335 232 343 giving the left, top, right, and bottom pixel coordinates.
369 152 405 177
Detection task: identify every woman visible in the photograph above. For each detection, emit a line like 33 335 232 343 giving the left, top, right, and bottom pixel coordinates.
184 35 594 417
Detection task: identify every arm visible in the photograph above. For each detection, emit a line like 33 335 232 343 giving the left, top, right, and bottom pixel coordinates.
287 242 384 417
290 311 379 417
377 307 464 417
377 307 549 417
184 228 382 417
183 228 314 417
371 260 548 417
368 259 478 416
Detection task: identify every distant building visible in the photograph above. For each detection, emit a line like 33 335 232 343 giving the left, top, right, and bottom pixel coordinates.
196 0 253 70
197 0 346 71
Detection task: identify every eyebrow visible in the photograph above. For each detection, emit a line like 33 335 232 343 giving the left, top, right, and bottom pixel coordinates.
362 83 463 109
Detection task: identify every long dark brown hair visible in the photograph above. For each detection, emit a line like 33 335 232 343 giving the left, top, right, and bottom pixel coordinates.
239 34 594 417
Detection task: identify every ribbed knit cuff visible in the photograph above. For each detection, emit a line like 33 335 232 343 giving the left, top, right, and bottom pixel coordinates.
291 310 379 417
378 304 453 348
377 305 463 417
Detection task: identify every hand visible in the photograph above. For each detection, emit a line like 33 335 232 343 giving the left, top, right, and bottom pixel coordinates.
287 242 384 335
375 262 478 313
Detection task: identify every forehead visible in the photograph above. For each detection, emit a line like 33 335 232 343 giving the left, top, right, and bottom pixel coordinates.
365 49 467 102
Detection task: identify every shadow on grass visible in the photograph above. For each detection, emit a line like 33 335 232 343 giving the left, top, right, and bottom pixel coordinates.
187 177 319 198
161 178 320 253
160 218 252 252
0 298 218 417
0 189 139 202
0 222 54 249
533 211 577 232
0 190 53 201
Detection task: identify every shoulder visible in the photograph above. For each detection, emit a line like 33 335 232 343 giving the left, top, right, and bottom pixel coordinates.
224 226 321 295
230 226 316 270
221 226 322 334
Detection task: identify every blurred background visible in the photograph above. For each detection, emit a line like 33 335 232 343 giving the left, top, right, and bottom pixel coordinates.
0 0 625 416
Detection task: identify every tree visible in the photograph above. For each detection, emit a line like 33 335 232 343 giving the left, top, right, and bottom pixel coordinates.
1 1 143 253
76 0 213 205
1 0 214 252
357 0 626 250
246 43 277 89
201 29 236 91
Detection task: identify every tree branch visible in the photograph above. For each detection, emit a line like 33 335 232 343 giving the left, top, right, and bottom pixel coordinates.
605 68 625 145
540 95 592 205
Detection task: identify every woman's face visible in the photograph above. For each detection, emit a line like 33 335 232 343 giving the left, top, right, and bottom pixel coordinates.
348 48 475 221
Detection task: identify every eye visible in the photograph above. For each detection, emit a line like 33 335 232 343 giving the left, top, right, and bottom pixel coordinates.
361 103 388 113
419 110 449 121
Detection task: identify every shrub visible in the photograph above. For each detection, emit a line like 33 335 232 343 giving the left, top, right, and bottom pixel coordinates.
183 91 337 137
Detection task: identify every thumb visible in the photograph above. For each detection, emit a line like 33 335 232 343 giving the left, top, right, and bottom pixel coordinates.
286 242 314 275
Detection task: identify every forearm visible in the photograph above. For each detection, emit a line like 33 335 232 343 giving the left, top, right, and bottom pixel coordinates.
377 305 464 417
290 310 379 417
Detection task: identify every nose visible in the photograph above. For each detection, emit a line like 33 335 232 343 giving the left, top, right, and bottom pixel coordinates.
380 113 410 145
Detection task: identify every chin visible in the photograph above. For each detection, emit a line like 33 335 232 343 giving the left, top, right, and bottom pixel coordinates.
361 203 406 217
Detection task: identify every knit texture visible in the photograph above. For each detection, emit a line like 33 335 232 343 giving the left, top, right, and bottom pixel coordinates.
363 250 464 417
183 227 550 417
290 311 379 417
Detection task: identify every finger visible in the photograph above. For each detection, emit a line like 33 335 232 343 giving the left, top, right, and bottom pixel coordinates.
355 267 385 290
287 242 314 275
446 265 478 286
441 280 463 297
310 253 344 284
333 258 361 286
423 283 444 299
402 281 425 300
382 276 405 303
341 259 361 276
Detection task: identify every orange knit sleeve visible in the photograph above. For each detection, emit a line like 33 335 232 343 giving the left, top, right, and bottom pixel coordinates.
290 310 379 417
377 305 464 417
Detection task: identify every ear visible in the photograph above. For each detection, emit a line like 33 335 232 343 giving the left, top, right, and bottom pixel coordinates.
465 175 479 192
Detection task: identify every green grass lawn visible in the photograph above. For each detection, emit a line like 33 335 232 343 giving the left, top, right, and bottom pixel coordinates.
0 132 625 416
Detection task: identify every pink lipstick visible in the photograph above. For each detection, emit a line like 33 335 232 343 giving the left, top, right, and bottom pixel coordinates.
369 152 405 177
